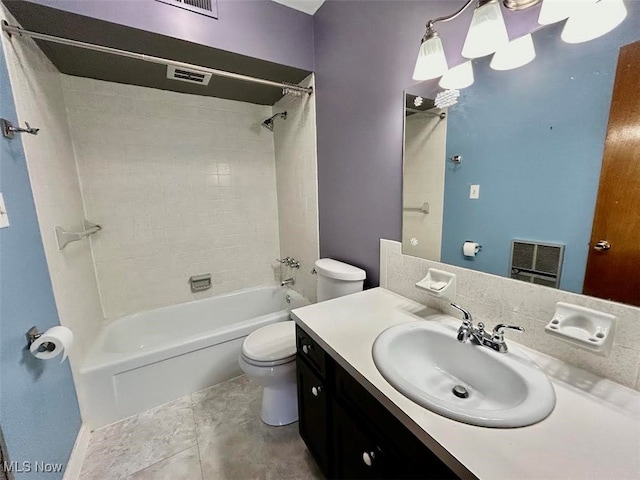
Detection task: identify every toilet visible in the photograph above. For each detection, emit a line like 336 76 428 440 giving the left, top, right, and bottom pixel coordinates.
239 258 366 426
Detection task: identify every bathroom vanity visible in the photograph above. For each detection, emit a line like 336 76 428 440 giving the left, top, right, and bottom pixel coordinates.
295 325 455 478
292 288 640 479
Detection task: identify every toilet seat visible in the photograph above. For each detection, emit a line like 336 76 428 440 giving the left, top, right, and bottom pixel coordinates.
241 321 296 367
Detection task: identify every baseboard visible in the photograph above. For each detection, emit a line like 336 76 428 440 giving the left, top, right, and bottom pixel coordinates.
62 424 91 480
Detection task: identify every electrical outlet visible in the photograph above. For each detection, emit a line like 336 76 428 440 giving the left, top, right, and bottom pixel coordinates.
0 193 9 228
470 184 480 200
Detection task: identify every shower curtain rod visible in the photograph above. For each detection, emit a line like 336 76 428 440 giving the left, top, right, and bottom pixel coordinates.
1 22 313 97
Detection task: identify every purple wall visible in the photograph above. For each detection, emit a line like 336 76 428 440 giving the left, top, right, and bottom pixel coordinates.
313 1 541 287
25 0 314 71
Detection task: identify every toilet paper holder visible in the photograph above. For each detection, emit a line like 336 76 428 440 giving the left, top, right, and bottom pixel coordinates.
463 240 482 257
26 326 55 352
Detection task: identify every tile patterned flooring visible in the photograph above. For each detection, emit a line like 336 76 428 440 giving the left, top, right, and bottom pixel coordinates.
80 376 323 480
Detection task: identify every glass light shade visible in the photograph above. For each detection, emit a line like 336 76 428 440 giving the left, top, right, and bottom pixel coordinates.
412 34 448 81
538 0 593 25
561 0 627 43
439 61 475 89
461 0 509 59
490 34 536 70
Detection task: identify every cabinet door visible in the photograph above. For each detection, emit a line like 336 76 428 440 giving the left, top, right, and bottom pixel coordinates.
296 358 330 475
333 400 400 479
296 326 327 377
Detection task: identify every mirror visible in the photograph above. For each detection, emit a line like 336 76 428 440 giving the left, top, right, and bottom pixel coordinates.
402 20 640 307
403 95 448 262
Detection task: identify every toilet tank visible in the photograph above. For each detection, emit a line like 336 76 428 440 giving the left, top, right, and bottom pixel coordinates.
315 259 366 302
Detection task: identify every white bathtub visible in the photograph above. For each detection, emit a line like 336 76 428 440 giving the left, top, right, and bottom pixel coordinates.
79 286 308 429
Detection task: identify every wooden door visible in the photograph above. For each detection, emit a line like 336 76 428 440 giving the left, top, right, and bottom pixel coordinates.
583 41 640 306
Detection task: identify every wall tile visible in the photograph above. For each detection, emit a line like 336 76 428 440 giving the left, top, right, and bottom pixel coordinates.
63 77 281 317
273 75 319 303
381 239 640 391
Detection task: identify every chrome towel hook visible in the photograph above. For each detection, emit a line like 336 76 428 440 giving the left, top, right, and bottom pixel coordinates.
1 118 39 139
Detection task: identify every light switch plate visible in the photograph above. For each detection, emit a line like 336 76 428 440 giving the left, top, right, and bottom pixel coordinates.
0 193 9 228
469 184 480 199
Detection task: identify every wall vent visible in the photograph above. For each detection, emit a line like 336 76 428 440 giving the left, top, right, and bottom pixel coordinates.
155 0 218 19
166 65 212 85
509 240 564 289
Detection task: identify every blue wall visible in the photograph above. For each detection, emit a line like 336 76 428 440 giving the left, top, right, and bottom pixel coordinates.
442 13 640 292
0 45 81 478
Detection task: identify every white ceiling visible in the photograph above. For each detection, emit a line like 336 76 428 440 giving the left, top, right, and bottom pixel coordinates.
271 0 325 15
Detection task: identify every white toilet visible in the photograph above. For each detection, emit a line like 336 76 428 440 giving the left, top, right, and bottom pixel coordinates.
239 258 366 426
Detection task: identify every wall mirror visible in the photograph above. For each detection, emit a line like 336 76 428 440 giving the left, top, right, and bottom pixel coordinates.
402 20 640 307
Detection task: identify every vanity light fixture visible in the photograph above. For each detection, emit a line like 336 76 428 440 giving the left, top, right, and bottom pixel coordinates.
439 61 475 89
412 23 449 80
412 0 539 81
490 34 536 70
561 0 628 43
412 0 478 80
462 0 510 59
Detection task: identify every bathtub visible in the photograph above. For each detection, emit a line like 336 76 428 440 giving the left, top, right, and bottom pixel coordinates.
79 286 308 429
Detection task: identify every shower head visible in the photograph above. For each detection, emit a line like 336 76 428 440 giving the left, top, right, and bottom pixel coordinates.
261 111 287 131
262 118 275 131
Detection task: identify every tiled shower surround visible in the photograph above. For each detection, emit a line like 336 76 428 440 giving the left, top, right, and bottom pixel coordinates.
63 76 281 318
274 75 319 303
380 239 640 391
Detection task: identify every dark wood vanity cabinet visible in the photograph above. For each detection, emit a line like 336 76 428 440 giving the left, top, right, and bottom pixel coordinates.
296 357 331 474
295 325 457 480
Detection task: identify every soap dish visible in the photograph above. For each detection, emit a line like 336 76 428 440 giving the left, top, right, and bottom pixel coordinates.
416 268 456 302
545 302 616 357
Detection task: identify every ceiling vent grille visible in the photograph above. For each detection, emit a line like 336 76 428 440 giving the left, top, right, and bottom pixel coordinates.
155 0 218 19
166 65 212 85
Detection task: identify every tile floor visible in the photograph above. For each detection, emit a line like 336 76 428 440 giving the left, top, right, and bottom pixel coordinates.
80 376 323 480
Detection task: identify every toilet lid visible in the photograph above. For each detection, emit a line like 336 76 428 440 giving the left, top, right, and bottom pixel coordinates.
242 321 296 363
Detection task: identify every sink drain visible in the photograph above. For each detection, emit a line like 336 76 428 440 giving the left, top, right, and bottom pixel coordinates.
452 385 469 399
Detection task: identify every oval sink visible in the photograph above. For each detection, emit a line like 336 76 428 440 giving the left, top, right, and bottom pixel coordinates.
372 317 556 428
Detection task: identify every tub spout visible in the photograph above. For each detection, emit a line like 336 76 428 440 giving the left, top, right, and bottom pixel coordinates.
281 278 295 287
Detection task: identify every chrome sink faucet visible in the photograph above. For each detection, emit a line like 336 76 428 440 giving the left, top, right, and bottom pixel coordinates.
450 303 524 353
451 303 474 343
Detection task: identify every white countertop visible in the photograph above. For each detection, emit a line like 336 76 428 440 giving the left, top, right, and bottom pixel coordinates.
291 288 640 480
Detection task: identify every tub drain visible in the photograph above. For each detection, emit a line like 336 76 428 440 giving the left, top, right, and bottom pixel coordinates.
452 385 469 399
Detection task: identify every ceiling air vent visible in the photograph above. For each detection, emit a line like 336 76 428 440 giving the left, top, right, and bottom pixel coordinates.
166 65 212 86
155 0 218 19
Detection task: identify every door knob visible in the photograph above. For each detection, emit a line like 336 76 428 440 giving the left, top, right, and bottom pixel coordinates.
311 386 322 396
362 451 376 467
593 240 611 251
